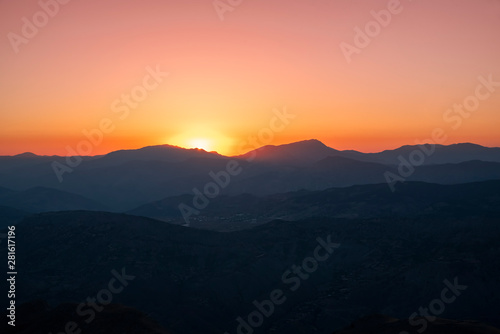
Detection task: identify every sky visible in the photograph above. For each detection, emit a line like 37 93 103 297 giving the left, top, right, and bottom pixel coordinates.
1 0 500 156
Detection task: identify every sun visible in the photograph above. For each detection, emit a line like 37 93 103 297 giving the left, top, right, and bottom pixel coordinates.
166 125 235 155
188 138 213 151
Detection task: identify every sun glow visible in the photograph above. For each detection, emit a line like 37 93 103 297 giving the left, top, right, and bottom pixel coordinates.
188 138 213 151
166 125 236 155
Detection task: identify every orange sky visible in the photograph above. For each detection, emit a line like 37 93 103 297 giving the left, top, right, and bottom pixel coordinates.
1 0 500 156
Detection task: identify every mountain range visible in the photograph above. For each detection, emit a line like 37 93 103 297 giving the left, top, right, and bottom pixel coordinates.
2 139 500 333
1 140 500 212
5 210 500 333
128 180 500 231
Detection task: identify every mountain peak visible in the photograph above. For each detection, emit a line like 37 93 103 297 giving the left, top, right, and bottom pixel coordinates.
14 152 38 157
236 139 338 165
448 142 487 149
289 139 331 148
248 139 331 152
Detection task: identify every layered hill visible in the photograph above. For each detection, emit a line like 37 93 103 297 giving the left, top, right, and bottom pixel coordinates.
1 141 500 211
5 211 500 333
128 180 500 231
0 186 108 213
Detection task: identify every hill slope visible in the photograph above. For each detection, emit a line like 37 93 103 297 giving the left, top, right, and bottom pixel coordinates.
6 211 500 333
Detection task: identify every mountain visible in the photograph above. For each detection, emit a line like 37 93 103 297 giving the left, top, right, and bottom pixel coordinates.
0 146 230 210
368 142 500 165
7 211 500 333
0 153 99 173
236 141 500 166
0 186 109 213
408 160 500 184
236 139 387 165
236 139 342 165
1 141 500 211
0 185 16 198
0 205 31 228
128 180 500 231
81 144 223 169
199 157 500 197
3 140 500 333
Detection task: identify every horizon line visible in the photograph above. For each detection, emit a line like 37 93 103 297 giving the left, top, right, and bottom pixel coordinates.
0 140 494 158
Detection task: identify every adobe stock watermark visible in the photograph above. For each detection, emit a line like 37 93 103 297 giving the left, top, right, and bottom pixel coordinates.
48 267 135 334
213 0 244 21
400 277 467 334
7 0 72 54
385 74 500 192
178 106 296 227
224 234 340 334
340 0 409 64
51 65 169 183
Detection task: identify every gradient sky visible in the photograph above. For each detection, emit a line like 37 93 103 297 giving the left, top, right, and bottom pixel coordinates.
1 0 500 156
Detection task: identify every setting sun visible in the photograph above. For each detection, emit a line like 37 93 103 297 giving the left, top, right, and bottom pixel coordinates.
166 125 236 155
1 1 500 332
188 138 213 151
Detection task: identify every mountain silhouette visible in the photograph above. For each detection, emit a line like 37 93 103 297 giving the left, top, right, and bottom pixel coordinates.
86 144 222 169
236 140 500 165
0 186 109 213
6 210 500 333
128 180 500 230
369 142 500 165
236 139 342 165
2 141 500 211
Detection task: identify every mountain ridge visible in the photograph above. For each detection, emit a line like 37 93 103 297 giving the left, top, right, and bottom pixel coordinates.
2 140 500 211
2 140 500 161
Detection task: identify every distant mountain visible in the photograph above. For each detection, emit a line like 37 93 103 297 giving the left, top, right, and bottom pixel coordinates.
3 140 500 171
0 186 109 213
0 185 16 197
83 144 222 169
236 139 342 165
408 160 500 184
1 141 500 211
236 140 500 165
0 153 99 173
14 152 38 157
128 180 500 231
0 146 230 210
276 155 390 188
368 142 500 165
223 158 500 197
236 139 386 165
0 205 31 228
